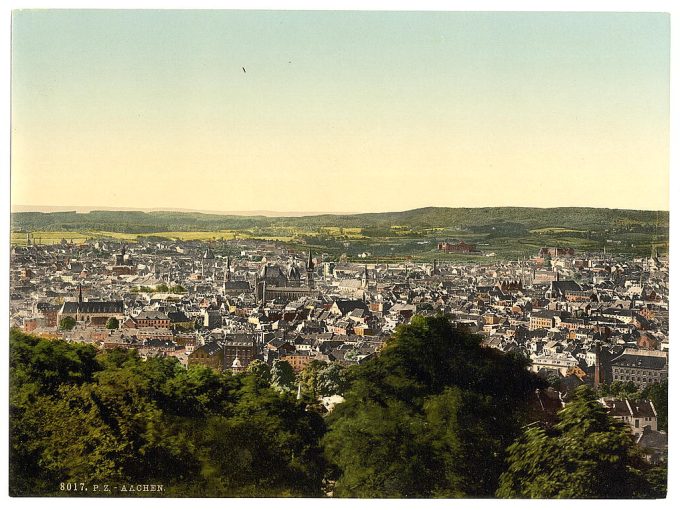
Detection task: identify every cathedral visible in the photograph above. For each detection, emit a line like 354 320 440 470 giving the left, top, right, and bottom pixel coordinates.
255 250 319 302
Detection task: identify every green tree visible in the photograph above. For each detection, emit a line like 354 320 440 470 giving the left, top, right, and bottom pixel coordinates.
105 317 119 329
270 360 295 392
9 329 100 495
245 359 271 386
317 362 351 397
58 316 76 331
497 385 659 498
608 380 640 399
9 331 327 497
324 397 436 497
324 315 542 497
196 376 326 496
641 380 668 431
297 360 327 399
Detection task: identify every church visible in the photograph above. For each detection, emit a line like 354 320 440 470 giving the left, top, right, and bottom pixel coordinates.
221 256 252 296
57 284 125 327
255 250 319 302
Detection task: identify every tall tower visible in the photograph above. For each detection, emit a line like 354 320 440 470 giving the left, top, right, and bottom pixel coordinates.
201 246 215 278
226 255 232 282
306 250 315 289
362 265 369 289
78 283 83 304
594 341 603 389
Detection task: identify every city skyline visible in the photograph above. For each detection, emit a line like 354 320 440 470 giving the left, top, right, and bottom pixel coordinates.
11 10 670 213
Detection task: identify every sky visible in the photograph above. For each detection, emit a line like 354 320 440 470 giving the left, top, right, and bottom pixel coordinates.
11 10 670 213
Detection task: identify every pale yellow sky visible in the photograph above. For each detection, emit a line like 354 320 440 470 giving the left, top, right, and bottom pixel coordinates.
11 11 670 212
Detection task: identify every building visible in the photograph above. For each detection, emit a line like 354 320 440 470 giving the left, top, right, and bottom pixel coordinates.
529 310 561 330
222 258 253 296
57 285 125 326
330 299 369 317
281 351 318 372
610 349 668 388
135 311 171 328
188 341 224 371
201 246 216 278
539 247 575 257
599 397 657 435
223 336 257 371
438 241 476 253
530 352 578 376
255 260 319 303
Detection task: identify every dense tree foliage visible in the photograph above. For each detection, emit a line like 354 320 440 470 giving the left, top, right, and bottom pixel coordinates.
246 359 271 386
598 380 640 399
9 329 325 497
323 315 544 497
10 321 666 499
641 381 668 432
105 317 119 329
270 359 295 392
295 361 352 405
58 316 76 331
316 362 351 397
497 385 663 498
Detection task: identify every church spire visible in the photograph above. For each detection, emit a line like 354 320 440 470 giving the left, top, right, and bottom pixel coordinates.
78 283 83 303
362 265 369 289
306 250 315 289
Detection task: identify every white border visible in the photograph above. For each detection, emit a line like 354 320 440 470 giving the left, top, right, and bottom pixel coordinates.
2 2 677 510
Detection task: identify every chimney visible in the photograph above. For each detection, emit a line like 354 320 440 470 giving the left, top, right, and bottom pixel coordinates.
594 341 603 389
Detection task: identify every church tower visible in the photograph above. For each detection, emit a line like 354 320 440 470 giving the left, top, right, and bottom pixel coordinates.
306 250 315 289
362 265 369 289
201 245 215 278
222 256 231 294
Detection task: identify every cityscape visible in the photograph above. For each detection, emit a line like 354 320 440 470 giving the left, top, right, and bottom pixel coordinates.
8 8 670 500
8 211 670 497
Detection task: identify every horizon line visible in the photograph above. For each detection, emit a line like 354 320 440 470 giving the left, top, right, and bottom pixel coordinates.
11 204 670 216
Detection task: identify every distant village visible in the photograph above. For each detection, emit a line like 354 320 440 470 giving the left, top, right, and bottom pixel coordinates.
9 235 669 463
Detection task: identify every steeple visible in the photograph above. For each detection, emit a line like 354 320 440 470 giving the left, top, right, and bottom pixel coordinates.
78 283 83 304
223 257 232 295
306 250 315 289
362 264 369 289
